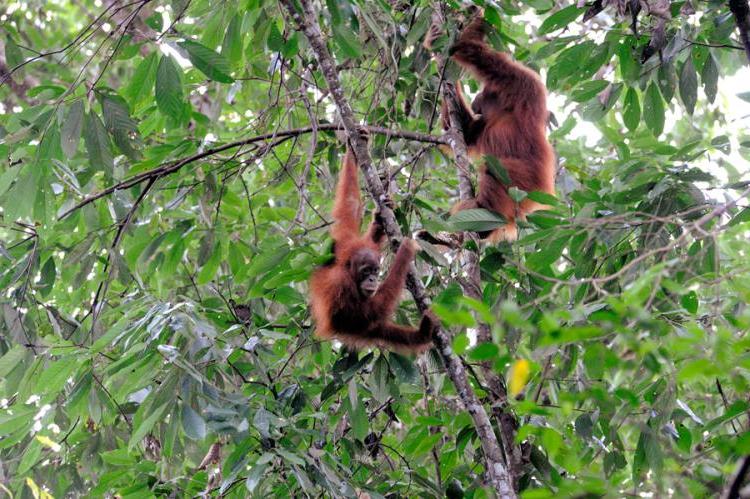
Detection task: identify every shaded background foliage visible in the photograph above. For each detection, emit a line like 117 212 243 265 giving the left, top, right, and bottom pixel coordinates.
1 0 750 497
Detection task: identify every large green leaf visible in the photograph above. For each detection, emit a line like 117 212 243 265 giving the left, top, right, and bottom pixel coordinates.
60 100 84 159
98 90 141 160
643 83 665 136
623 87 641 131
124 52 159 112
679 57 697 115
333 24 362 58
178 39 234 83
155 55 185 120
4 35 23 69
128 402 170 451
181 404 207 440
222 14 244 66
701 52 718 103
83 111 114 173
538 6 584 35
448 208 505 231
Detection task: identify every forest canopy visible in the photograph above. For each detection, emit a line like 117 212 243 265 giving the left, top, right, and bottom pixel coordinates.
1 0 750 497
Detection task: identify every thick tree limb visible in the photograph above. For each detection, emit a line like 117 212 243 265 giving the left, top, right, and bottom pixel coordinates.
57 123 444 220
729 0 750 63
440 58 522 490
279 1 516 497
722 455 750 499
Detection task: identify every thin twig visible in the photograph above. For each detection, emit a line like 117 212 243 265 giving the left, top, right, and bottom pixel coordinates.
57 123 445 220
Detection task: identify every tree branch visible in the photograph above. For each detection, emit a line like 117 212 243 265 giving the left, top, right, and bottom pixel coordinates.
729 0 750 63
57 123 445 220
722 455 750 499
435 29 522 490
279 1 516 496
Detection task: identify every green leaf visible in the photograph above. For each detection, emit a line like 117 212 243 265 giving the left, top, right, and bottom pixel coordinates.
197 240 222 284
389 353 418 383
282 33 299 59
633 429 662 480
676 424 692 453
222 14 244 66
571 80 609 102
705 401 749 431
549 42 594 83
618 42 639 81
60 100 84 159
406 7 433 46
657 63 677 103
729 207 750 226
449 209 505 232
267 22 284 52
37 257 56 297
128 402 170 451
369 354 390 403
485 156 511 185
83 111 114 173
679 57 698 115
246 462 269 492
155 55 185 120
179 39 234 83
643 83 664 137
5 35 23 69
100 448 137 466
4 167 38 221
347 379 368 441
583 344 605 379
452 333 470 355
701 52 718 103
28 85 66 99
527 191 559 206
124 52 158 112
574 414 593 439
604 451 627 477
36 356 80 397
0 406 36 438
508 187 527 202
580 83 623 121
0 167 19 198
623 87 641 131
253 408 272 438
246 242 289 278
333 24 362 59
538 6 584 35
527 235 569 269
412 433 442 457
678 359 719 381
181 404 207 440
0 345 26 378
467 342 499 361
98 91 141 160
681 291 698 314
17 440 42 475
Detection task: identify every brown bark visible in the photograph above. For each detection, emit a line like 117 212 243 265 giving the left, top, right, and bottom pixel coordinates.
440 53 523 492
279 1 516 496
729 0 750 63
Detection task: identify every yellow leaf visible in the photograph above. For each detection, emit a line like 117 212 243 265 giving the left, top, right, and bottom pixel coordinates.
26 477 54 499
35 435 61 452
509 359 531 397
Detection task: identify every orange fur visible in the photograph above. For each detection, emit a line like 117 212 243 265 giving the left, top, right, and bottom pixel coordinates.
443 16 556 242
309 149 435 354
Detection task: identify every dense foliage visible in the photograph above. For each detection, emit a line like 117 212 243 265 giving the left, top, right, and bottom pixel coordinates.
1 0 749 497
